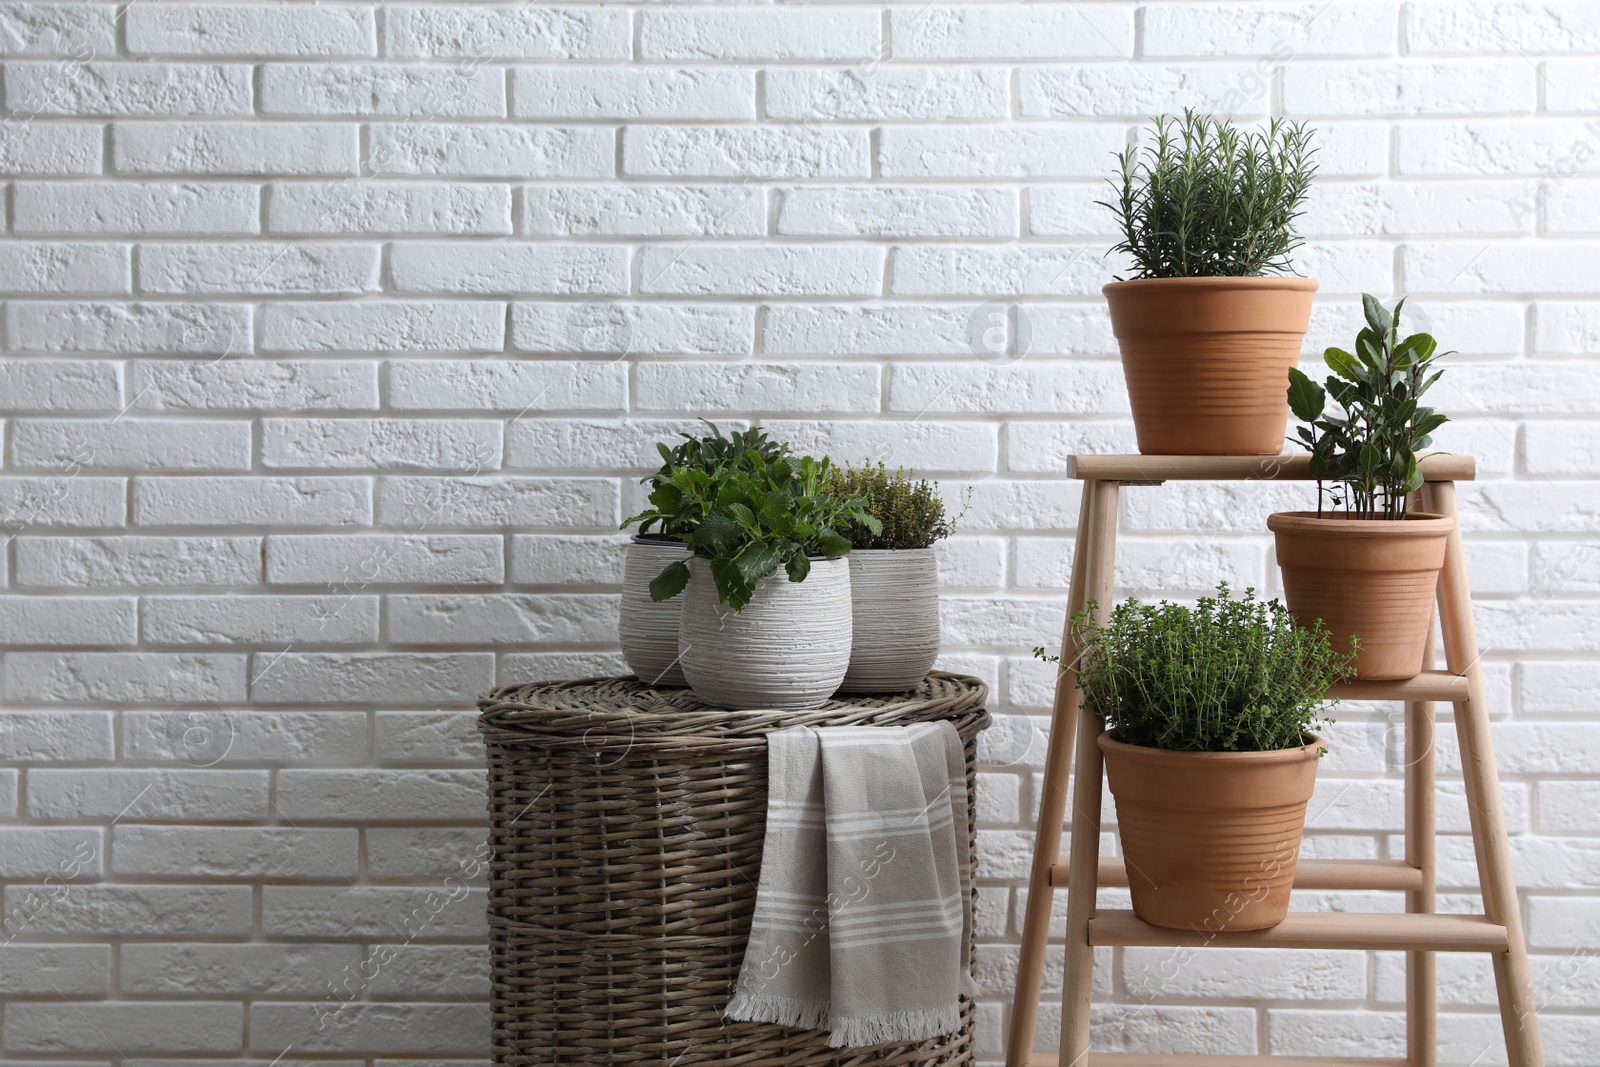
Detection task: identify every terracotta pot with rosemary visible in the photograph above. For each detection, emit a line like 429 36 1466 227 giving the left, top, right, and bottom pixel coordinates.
1102 110 1319 455
826 463 962 694
1040 585 1351 931
1269 294 1455 681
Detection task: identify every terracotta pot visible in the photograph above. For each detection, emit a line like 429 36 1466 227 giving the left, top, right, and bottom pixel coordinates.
836 548 941 694
678 556 852 710
619 535 690 688
1100 732 1325 931
1104 276 1318 455
1268 511 1454 681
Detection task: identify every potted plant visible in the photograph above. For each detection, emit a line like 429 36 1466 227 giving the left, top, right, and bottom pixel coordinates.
620 423 785 688
1040 585 1350 931
1269 294 1455 680
626 448 879 710
825 463 959 694
1102 110 1319 455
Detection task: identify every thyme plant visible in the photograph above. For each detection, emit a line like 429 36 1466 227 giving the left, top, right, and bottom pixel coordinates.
1037 585 1350 753
1103 111 1317 280
825 462 962 550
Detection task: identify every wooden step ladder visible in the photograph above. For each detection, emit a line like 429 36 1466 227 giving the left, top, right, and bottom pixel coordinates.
1006 454 1543 1067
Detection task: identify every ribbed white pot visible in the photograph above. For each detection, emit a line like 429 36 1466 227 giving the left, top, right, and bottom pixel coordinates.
619 535 690 688
677 556 852 710
837 547 942 694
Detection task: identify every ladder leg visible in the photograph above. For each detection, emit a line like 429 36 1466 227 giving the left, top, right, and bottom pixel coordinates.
1007 481 1096 1067
1406 600 1438 1067
1059 479 1120 1067
1427 481 1544 1067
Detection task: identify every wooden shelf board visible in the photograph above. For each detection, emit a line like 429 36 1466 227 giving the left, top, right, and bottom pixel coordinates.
1089 910 1507 952
1067 453 1475 484
1051 858 1424 893
1027 1055 1409 1067
1331 671 1468 703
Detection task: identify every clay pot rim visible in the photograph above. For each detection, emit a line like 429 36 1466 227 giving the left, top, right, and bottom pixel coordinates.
1103 276 1320 297
1098 731 1326 764
1267 511 1456 537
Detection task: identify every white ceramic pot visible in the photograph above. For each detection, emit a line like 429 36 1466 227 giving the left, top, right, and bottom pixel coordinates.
837 548 941 694
677 556 852 710
619 535 690 688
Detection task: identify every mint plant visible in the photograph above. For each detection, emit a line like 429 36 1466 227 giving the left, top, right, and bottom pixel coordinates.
632 421 787 539
1288 295 1450 520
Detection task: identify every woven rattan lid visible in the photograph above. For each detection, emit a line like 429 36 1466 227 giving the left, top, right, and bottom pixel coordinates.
478 671 989 753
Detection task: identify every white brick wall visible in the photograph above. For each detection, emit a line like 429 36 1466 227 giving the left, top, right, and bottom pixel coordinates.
0 2 1596 1064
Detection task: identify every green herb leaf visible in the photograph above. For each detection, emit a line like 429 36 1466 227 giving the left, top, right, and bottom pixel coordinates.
648 560 690 602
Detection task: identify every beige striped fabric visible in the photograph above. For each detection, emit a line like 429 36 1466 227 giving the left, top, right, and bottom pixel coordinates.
724 722 975 1048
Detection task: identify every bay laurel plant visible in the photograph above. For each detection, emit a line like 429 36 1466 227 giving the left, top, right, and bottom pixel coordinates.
1288 295 1450 520
623 447 881 613
825 462 962 550
1104 110 1317 280
1036 584 1352 753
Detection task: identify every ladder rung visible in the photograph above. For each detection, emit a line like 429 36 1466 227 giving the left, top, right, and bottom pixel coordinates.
1066 452 1474 483
1051 857 1423 892
1089 910 1508 952
1330 670 1468 702
1027 1055 1410 1067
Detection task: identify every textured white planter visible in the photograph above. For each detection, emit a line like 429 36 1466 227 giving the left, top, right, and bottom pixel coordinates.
619 535 690 688
837 547 942 694
677 556 852 710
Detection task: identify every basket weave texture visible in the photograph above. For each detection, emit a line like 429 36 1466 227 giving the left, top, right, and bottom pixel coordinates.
477 672 991 1066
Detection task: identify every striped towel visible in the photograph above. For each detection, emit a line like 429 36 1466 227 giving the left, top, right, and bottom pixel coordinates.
724 722 976 1048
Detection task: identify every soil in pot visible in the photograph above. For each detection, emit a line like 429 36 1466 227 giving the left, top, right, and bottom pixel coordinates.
1104 276 1318 456
836 548 941 695
1268 511 1454 681
678 555 852 710
1100 731 1325 931
619 535 690 687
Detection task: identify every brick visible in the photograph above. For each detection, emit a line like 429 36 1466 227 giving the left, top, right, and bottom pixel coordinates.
1406 1 1600 52
134 476 371 526
143 594 379 645
1397 117 1600 175
1460 482 1600 531
1303 180 1527 236
262 885 488 939
360 941 488 994
0 945 108 995
262 301 503 353
1268 1008 1403 1058
376 476 616 527
1529 539 1600 595
0 360 121 411
5 651 246 704
262 63 504 117
387 359 627 411
0 827 103 878
0 4 117 55
892 5 1134 59
123 709 368 764
880 125 1125 178
514 68 754 120
127 4 375 57
5 61 252 115
277 769 484 822
1006 420 1139 472
375 710 481 763
888 361 1126 416
1548 180 1600 234
249 652 496 705
6 301 250 354
1 884 249 936
941 596 1062 646
1538 302 1600 353
499 650 627 683
512 303 753 356
370 123 612 179
640 245 882 297
0 475 126 529
1016 536 1264 593
114 121 358 176
0 242 129 292
640 8 880 60
1022 63 1255 118
15 535 258 588
637 362 881 414
0 710 113 761
893 245 1104 297
1544 58 1600 112
390 242 627 295
522 183 766 237
12 181 259 235
0 595 135 646
387 593 617 645
778 187 1017 238
122 943 358 994
268 533 504 586
0 768 14 817
763 419 999 475
112 825 356 878
0 122 100 174
767 68 1007 121
385 5 629 59
139 243 380 294
510 534 626 585
267 180 512 235
1144 2 1396 56
1405 241 1600 292
28 768 268 821
1123 946 1366 1000
250 1002 488 1054
4 1001 243 1053
11 418 250 471
624 125 869 179
263 418 502 472
1283 59 1533 114
933 536 1005 588
133 359 378 411
1525 422 1600 475
506 417 717 470
763 305 977 356
1029 185 1117 237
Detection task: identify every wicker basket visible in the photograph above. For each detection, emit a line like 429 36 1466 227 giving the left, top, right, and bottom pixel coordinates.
477 672 991 1067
